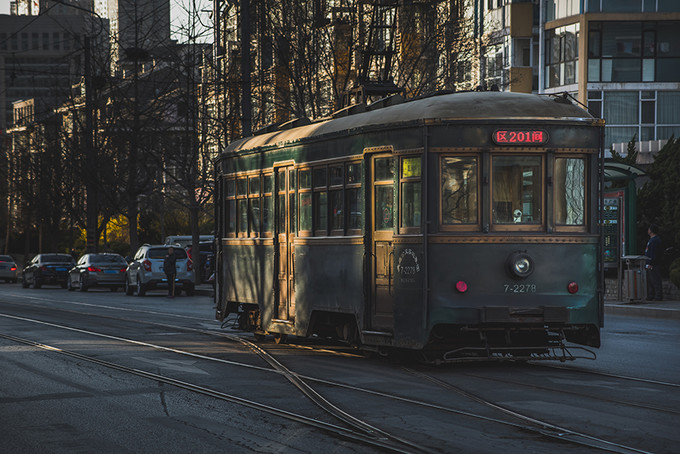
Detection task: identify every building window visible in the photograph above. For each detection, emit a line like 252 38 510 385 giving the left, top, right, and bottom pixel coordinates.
588 21 680 83
545 24 579 88
513 38 531 67
587 90 602 118
545 0 580 21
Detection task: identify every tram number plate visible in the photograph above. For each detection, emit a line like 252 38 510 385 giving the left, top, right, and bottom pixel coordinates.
503 284 537 293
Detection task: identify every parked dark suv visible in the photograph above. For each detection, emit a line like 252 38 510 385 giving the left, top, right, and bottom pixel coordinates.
22 253 75 289
125 244 195 296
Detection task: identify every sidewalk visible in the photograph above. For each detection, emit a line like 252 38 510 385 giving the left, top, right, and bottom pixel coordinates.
605 298 680 320
194 283 214 297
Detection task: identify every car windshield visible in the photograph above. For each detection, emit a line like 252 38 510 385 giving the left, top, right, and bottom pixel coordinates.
148 248 187 259
42 254 73 263
92 254 126 264
0 255 14 262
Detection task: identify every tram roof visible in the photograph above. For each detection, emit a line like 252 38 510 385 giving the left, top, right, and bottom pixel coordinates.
225 91 594 154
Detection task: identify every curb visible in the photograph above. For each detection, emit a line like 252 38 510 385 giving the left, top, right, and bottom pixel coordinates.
604 303 680 320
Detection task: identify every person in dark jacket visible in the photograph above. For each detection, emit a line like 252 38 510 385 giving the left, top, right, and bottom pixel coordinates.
163 247 177 297
644 224 662 301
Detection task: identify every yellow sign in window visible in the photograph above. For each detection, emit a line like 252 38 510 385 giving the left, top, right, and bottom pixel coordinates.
402 157 421 178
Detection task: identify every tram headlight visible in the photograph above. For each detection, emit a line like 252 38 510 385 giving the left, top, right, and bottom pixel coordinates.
507 252 534 279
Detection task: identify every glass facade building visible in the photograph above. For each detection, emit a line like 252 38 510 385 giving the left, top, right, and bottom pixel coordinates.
541 0 680 149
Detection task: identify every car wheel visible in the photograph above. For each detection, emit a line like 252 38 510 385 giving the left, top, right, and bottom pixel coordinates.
79 281 88 292
31 278 41 289
184 284 195 296
125 276 133 296
61 282 67 289
135 276 146 296
21 275 29 288
67 278 75 291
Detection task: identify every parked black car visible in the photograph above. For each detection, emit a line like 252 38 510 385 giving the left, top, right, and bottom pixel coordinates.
67 253 128 292
22 253 75 289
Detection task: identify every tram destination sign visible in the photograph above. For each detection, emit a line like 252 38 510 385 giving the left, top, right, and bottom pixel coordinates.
493 129 549 145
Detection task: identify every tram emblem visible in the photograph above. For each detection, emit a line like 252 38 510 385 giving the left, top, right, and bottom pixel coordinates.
397 249 421 280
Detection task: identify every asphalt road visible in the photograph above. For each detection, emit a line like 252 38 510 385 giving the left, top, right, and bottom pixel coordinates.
1 283 678 454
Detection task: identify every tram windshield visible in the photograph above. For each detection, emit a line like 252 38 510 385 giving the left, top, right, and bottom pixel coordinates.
555 157 585 225
492 156 542 224
441 156 478 224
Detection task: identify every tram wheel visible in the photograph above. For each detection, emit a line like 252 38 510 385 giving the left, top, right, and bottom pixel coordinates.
274 334 288 344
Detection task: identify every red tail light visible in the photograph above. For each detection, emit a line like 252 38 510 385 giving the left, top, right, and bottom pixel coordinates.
119 268 127 273
10 267 16 271
87 266 102 272
567 281 579 294
143 260 152 272
187 259 193 271
455 280 468 293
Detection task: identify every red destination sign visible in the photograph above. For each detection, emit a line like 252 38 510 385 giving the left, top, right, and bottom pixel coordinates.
493 129 549 145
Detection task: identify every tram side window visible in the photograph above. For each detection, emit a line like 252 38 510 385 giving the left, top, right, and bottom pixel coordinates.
313 167 328 235
226 180 236 236
263 174 273 234
374 157 394 231
554 158 585 226
441 156 478 225
346 162 362 232
400 156 422 230
299 169 312 233
248 176 261 236
237 178 248 236
314 192 328 234
492 156 542 225
329 165 344 232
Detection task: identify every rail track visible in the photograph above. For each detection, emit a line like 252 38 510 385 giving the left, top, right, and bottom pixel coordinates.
1 295 673 453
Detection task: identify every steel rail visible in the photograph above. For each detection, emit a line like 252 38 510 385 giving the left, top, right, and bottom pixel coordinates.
459 369 680 415
403 368 655 454
0 300 672 454
0 331 421 454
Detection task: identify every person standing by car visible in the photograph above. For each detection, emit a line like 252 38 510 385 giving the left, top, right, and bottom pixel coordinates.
644 223 663 301
163 247 177 298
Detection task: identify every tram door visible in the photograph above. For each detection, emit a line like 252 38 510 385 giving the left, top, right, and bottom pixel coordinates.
275 166 296 321
370 155 395 331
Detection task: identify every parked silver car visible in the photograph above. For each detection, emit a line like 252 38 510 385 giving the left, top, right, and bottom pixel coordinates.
125 244 195 296
0 255 18 283
68 253 128 292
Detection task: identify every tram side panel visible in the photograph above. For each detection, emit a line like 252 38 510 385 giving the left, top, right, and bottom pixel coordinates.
392 243 428 349
221 242 276 326
293 242 365 339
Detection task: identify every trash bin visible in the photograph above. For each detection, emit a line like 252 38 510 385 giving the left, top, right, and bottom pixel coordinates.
621 255 648 301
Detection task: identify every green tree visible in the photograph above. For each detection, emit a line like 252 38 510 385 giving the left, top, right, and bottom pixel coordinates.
610 133 639 166
637 137 680 274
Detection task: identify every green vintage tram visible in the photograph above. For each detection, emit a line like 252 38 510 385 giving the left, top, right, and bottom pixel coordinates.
214 91 604 361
